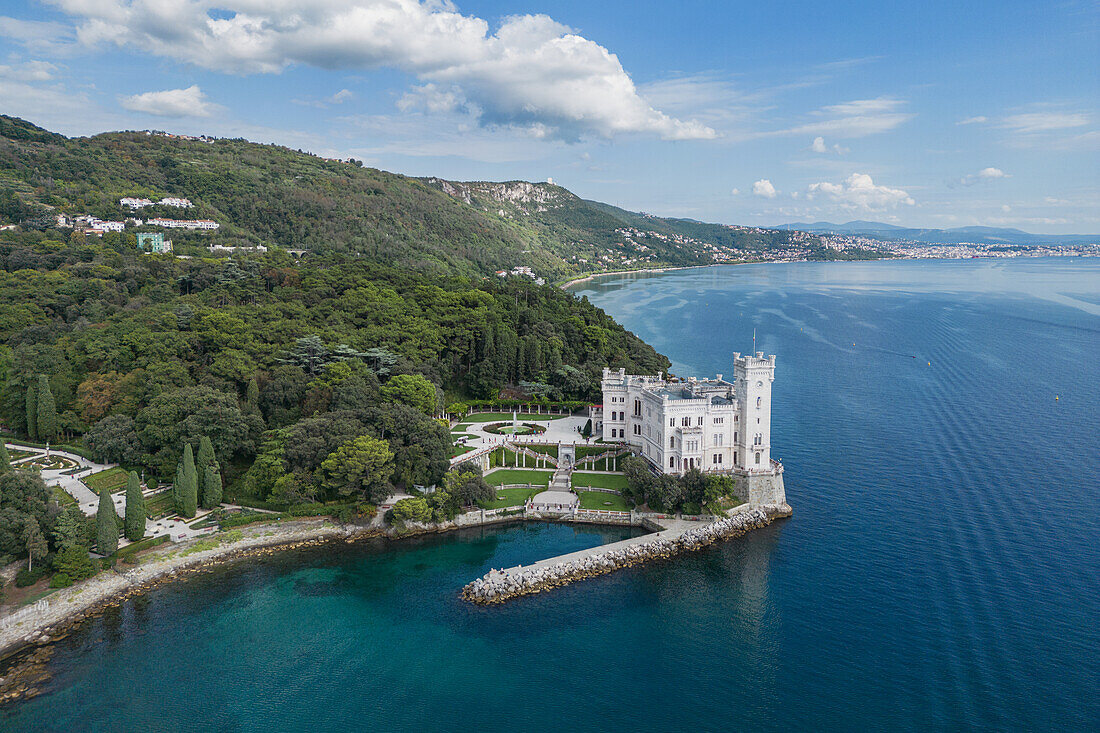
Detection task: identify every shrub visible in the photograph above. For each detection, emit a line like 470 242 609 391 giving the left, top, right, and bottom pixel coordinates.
49 573 72 588
15 567 49 587
53 546 99 581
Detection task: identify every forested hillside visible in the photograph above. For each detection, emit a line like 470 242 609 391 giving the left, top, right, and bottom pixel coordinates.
0 116 875 282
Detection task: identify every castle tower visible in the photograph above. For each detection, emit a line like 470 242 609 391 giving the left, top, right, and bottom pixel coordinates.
733 351 786 507
733 351 775 471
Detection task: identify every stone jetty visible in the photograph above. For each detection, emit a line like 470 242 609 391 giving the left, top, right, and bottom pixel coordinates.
462 504 791 604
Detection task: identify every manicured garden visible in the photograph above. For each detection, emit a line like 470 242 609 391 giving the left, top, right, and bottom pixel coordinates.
577 491 633 511
571 472 629 491
144 488 177 518
478 486 539 510
463 411 570 422
484 469 553 487
84 466 130 493
450 444 476 458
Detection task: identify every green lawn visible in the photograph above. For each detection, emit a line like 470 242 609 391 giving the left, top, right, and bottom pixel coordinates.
50 485 77 507
578 491 633 511
484 469 553 487
451 424 471 432
571 472 629 491
84 466 129 493
450 444 476 458
464 411 570 422
478 486 539 510
7 449 36 460
144 489 176 517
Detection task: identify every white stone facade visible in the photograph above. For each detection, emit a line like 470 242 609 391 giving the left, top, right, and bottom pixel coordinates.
601 352 779 480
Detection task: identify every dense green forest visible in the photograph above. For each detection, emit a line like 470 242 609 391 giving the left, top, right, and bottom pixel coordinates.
0 116 879 282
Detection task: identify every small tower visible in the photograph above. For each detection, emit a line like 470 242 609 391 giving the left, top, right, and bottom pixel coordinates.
733 351 776 471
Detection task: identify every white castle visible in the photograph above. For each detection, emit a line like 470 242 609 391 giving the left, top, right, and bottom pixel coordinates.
600 351 786 507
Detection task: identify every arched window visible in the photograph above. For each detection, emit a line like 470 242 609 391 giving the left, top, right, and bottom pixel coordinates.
669 456 675 469
755 452 761 465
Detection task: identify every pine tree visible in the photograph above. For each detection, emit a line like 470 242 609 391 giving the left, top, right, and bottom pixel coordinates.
36 375 57 441
246 376 259 406
203 464 222 508
196 436 216 506
22 517 47 572
124 471 146 541
180 443 198 518
25 382 37 441
96 483 119 555
0 443 11 473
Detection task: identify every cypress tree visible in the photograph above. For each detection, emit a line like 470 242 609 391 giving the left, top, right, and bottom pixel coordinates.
203 464 222 508
173 462 185 514
196 436 216 506
181 443 198 518
246 376 259 406
36 375 56 442
25 382 37 441
96 483 119 555
0 443 10 473
124 471 145 541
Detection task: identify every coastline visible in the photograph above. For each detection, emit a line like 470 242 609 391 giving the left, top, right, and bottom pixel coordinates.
0 502 787 702
557 264 716 289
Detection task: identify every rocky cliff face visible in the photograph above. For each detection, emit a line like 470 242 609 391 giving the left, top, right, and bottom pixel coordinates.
425 178 568 216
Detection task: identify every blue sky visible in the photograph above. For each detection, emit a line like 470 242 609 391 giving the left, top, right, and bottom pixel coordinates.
0 0 1097 233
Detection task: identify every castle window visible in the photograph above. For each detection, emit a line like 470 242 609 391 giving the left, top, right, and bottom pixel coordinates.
682 417 690 427
669 437 675 449
670 457 675 469
755 452 761 465
734 431 738 443
757 396 762 408
712 453 723 464
713 434 723 446
634 399 641 416
669 418 675 427
633 424 640 435
713 417 724 424
697 417 703 425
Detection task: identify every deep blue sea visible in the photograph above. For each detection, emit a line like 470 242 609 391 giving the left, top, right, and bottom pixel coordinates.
4 258 1099 731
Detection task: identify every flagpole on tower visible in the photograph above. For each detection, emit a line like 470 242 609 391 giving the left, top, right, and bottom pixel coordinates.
753 328 756 354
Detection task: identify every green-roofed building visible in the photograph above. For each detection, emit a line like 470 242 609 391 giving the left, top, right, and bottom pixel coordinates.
136 231 172 253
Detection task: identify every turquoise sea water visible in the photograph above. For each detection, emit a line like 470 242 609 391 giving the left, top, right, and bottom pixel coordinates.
4 258 1099 731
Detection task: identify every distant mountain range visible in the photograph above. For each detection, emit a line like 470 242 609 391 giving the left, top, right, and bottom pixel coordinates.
772 221 1098 246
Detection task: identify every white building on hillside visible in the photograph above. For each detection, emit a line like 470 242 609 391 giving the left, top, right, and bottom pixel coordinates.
120 197 154 209
601 351 786 507
159 197 192 208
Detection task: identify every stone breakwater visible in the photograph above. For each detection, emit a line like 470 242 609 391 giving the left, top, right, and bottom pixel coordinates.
462 504 790 604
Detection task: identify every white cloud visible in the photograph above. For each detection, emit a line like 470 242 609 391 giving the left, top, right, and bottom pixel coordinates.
121 85 215 117
0 60 58 82
769 97 913 139
956 116 987 125
957 166 1009 186
48 0 714 142
753 179 777 198
329 88 353 104
730 187 740 195
805 173 914 210
1001 204 1011 213
1000 112 1089 133
808 135 849 154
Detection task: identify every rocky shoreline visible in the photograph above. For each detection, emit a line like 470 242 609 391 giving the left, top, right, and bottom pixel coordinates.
462 504 792 604
0 519 383 703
